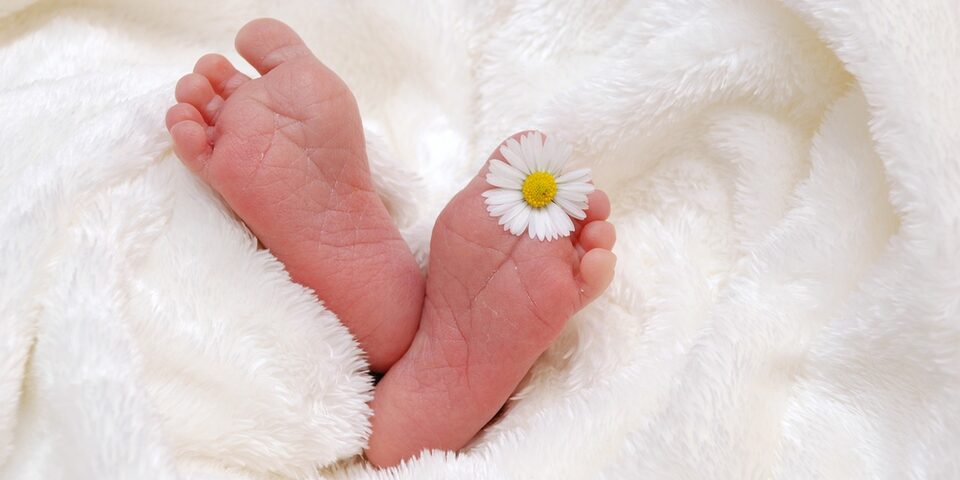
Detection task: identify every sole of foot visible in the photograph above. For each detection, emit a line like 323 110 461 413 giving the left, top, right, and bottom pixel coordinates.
166 18 424 372
364 131 616 467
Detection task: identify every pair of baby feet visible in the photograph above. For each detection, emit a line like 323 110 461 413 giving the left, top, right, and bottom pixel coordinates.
166 19 616 467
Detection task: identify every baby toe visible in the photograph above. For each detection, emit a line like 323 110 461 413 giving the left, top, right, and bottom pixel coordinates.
235 18 313 74
584 190 611 222
579 221 616 252
169 120 212 171
193 53 249 97
572 190 610 242
165 103 205 131
578 248 616 302
175 73 222 124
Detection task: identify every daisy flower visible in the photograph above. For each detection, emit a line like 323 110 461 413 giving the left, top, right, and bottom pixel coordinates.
482 132 594 241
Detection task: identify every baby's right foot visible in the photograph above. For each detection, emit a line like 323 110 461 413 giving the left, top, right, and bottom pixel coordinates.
165 19 423 371
365 132 617 467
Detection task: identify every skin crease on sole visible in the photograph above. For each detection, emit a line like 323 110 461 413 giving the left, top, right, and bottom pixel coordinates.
165 18 424 372
364 132 616 467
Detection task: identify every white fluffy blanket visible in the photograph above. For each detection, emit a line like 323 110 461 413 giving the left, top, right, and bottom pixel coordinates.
2 0 958 478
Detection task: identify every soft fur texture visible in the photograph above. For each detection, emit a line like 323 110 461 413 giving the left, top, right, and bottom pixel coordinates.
1 1 958 478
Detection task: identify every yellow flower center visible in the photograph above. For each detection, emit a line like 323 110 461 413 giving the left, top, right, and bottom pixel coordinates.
521 171 558 208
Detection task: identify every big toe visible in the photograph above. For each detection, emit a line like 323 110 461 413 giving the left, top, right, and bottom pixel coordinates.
193 53 250 98
169 119 211 171
235 18 314 74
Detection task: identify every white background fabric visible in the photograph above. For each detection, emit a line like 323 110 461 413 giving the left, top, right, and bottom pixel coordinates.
1 1 958 478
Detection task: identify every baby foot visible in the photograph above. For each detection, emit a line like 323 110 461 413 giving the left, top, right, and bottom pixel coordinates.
364 132 616 466
165 19 423 371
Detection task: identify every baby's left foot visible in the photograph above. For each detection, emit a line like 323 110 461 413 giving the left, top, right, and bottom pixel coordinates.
364 132 616 467
165 19 423 371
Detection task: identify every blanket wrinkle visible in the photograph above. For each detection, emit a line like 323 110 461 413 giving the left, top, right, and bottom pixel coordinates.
1 0 958 479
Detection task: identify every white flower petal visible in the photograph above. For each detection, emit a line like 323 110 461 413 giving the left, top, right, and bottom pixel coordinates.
540 136 556 171
497 202 530 225
526 208 540 239
500 139 531 174
530 133 545 171
542 136 571 175
510 208 533 236
546 212 561 239
521 133 540 172
554 196 588 220
481 187 509 199
539 210 551 241
555 168 591 184
541 210 560 240
489 159 526 182
556 143 573 174
486 174 523 189
509 207 531 235
525 209 537 239
499 201 528 225
557 181 595 194
522 210 534 238
555 188 589 205
487 199 523 217
483 188 523 205
547 202 575 237
536 208 555 240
